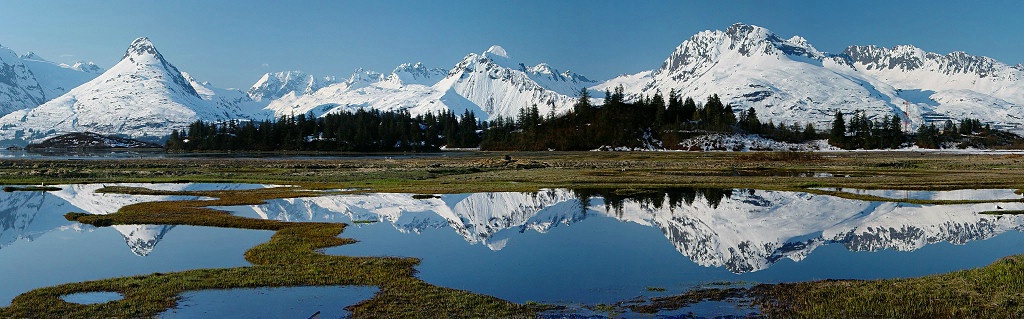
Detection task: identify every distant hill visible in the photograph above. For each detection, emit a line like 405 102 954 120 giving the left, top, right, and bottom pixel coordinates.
25 132 161 150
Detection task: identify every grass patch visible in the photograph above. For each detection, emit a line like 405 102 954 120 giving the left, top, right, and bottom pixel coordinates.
627 287 747 314
5 152 1024 317
0 186 552 318
752 255 1024 318
736 151 823 162
2 185 61 192
982 210 1024 215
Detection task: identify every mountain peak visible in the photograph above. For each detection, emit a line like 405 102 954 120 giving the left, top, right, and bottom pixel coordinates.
68 61 104 74
20 51 46 61
247 70 339 101
484 45 509 59
725 23 769 37
123 37 160 60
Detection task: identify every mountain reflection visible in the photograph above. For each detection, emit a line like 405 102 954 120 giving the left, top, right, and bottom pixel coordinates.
0 184 257 256
233 188 1024 273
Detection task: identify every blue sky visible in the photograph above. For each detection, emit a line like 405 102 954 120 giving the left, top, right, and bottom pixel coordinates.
1 0 1021 89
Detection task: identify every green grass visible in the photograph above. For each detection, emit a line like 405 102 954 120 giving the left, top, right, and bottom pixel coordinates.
2 186 550 318
4 152 1024 317
752 255 1024 318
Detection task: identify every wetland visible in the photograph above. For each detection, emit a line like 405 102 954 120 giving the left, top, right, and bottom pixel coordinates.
2 151 1024 318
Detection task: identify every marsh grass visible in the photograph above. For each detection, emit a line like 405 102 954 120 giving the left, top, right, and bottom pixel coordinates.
2 186 550 318
735 151 823 162
2 185 61 192
752 255 1024 318
982 210 1024 215
626 287 748 314
5 152 1024 317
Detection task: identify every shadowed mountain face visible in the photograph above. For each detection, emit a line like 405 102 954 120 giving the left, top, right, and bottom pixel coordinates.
228 188 1024 273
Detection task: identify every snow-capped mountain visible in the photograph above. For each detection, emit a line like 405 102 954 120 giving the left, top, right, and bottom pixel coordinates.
0 47 102 116
18 53 105 108
0 47 44 115
64 61 104 75
3 24 1022 142
226 188 1024 273
0 38 252 145
183 72 270 117
382 62 448 87
246 70 338 102
598 23 1024 132
841 45 1024 126
264 45 597 120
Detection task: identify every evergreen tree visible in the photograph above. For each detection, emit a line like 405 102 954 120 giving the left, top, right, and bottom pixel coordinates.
574 88 593 116
651 92 666 128
666 88 682 125
680 97 697 123
802 123 818 141
917 123 940 148
829 110 846 147
739 107 761 133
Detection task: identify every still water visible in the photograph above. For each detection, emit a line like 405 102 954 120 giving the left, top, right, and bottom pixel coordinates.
220 188 1024 306
5 184 1024 316
816 187 1024 201
0 183 276 306
160 286 378 318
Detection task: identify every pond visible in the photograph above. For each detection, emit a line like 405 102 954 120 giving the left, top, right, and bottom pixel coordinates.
60 292 124 305
0 183 277 306
160 286 378 318
220 188 1024 309
6 184 1024 316
816 187 1024 201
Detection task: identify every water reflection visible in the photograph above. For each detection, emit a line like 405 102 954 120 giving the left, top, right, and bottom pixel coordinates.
0 183 270 255
815 187 1024 201
161 286 378 318
221 188 1024 274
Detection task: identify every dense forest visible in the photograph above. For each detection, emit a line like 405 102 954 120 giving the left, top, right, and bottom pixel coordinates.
166 87 1022 152
826 111 1022 149
166 109 480 152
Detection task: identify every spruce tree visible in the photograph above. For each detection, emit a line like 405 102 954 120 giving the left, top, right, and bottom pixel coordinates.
681 97 697 123
829 110 846 147
574 88 593 116
802 123 817 141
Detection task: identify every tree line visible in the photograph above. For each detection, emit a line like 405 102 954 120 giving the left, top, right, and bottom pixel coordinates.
167 87 1021 152
165 109 480 152
481 86 821 150
827 111 1020 149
